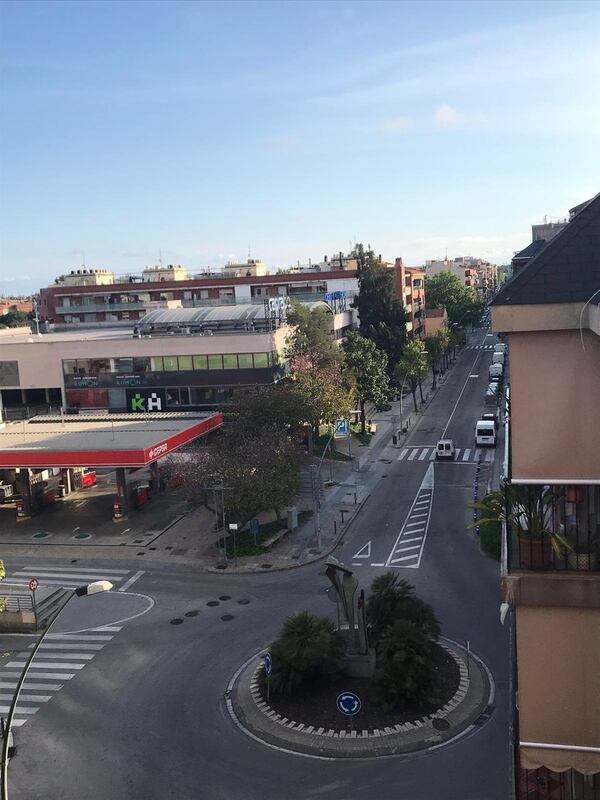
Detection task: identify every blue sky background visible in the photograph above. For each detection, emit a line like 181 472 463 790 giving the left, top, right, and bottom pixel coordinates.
1 0 599 293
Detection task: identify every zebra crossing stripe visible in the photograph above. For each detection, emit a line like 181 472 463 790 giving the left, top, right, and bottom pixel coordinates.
429 450 436 460
418 448 429 460
462 449 471 461
407 449 418 461
37 643 105 650
0 694 51 703
8 662 86 670
46 634 113 642
398 449 408 461
0 706 37 715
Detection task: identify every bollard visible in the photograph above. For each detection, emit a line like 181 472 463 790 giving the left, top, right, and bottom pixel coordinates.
334 520 337 537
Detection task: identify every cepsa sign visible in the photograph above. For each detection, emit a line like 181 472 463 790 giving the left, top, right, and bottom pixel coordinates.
148 442 168 460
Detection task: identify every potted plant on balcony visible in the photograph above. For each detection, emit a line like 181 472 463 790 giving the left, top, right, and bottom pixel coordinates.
468 485 571 569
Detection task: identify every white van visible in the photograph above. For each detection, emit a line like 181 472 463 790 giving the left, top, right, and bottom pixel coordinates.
492 352 505 365
475 419 496 447
494 343 506 354
435 439 456 460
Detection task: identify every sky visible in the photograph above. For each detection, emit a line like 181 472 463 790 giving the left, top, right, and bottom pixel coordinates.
1 0 599 294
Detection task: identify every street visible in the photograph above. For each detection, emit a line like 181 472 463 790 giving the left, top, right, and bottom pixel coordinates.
3 330 510 800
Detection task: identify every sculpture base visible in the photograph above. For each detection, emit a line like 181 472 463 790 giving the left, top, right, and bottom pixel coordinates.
343 648 376 678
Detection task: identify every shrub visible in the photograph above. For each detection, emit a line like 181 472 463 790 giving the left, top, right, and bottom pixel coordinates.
480 517 501 560
371 621 441 711
269 611 345 695
366 572 440 646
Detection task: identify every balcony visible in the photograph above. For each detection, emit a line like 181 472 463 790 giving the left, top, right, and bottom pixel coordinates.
56 302 146 314
504 484 600 573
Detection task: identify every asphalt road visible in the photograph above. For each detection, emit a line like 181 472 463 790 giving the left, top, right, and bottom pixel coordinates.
4 330 511 800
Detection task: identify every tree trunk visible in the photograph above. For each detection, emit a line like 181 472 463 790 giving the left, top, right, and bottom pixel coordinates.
360 399 366 435
418 378 424 405
431 363 437 390
411 386 418 413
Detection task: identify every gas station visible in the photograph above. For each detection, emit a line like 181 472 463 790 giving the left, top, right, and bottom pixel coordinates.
0 411 222 522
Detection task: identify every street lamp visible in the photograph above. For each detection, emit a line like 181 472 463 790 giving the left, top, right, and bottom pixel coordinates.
0 580 113 800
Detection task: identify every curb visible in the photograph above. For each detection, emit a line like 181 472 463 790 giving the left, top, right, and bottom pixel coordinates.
227 635 493 759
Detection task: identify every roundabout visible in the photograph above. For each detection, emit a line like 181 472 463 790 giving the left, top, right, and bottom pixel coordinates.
227 636 494 759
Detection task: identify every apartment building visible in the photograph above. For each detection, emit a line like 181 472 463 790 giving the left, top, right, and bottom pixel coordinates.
38 260 359 329
425 256 496 296
491 192 600 798
394 258 425 339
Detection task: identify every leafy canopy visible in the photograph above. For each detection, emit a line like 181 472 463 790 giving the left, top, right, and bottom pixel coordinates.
342 331 390 410
425 271 484 327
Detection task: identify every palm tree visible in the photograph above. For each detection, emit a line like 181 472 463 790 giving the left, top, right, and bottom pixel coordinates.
366 572 439 646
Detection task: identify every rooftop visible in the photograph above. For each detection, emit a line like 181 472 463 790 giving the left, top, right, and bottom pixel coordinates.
492 192 600 307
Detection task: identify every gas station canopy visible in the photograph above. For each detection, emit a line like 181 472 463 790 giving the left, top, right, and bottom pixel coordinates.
0 412 223 469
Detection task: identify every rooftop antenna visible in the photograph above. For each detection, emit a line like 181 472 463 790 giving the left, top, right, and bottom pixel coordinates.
82 250 86 269
159 249 163 268
248 243 251 261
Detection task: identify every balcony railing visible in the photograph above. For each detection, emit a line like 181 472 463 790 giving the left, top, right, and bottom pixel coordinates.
505 484 600 572
56 302 146 314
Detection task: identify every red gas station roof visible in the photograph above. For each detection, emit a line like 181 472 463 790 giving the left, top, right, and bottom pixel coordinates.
0 412 223 469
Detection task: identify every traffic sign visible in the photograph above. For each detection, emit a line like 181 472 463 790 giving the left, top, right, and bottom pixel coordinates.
249 518 260 535
28 578 38 592
264 652 273 677
336 691 361 716
334 419 350 439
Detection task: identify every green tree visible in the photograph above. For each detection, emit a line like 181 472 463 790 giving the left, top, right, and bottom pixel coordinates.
351 244 407 372
424 335 443 390
366 572 440 647
371 621 441 711
436 327 450 371
269 611 345 695
0 310 33 328
229 384 310 437
395 340 428 413
425 271 484 328
341 332 390 434
286 301 340 371
292 362 351 435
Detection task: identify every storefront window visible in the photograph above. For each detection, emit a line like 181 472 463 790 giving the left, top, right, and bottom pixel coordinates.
152 357 164 371
133 357 151 373
163 356 178 371
253 353 269 368
222 354 238 369
178 355 193 371
237 353 253 369
193 355 208 370
208 355 223 370
89 358 111 373
114 358 133 373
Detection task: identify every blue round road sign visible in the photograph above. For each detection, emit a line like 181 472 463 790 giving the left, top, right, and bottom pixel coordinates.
336 691 361 716
264 652 273 677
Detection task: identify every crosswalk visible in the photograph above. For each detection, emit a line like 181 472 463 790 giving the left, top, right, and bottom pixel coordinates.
465 344 496 350
397 446 495 463
5 565 144 593
0 628 121 728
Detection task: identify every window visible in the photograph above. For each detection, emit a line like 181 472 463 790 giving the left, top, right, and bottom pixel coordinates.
253 353 269 368
132 357 151 373
178 355 193 371
193 355 208 370
63 360 77 375
166 387 190 406
152 357 164 371
222 354 238 369
208 355 223 370
114 358 133 373
163 356 178 371
89 358 111 373
237 353 253 369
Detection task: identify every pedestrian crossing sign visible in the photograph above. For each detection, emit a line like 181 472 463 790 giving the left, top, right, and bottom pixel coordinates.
334 419 350 439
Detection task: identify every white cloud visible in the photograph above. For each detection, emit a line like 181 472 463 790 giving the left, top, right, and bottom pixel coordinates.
378 116 413 135
434 104 465 128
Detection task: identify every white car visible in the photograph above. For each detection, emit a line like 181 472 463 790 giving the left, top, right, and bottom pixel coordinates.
435 439 456 460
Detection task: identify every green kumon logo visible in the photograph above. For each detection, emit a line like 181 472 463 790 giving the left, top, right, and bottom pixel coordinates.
131 392 145 411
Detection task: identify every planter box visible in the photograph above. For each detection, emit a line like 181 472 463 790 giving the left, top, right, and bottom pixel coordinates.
518 537 553 570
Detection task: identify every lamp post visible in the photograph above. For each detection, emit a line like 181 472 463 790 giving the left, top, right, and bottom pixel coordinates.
0 580 113 800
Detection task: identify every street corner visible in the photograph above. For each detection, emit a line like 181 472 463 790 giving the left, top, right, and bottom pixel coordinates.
225 637 494 759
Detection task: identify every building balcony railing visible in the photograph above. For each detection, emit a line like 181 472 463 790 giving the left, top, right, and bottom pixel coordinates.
56 302 147 314
504 484 600 573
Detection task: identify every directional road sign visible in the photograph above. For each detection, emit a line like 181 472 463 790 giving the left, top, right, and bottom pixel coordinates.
29 578 38 592
334 419 350 439
264 652 273 677
336 691 361 716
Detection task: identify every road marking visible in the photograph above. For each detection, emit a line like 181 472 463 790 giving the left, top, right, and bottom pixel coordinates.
410 512 428 519
370 562 385 567
0 706 37 714
46 634 113 642
393 544 421 553
121 528 131 534
455 448 461 459
429 450 436 460
0 682 63 690
72 527 80 533
11 566 132 574
25 652 95 660
90 626 122 633
485 449 494 462
405 520 425 527
21 571 126 582
462 449 471 461
352 541 371 559
390 554 420 564
118 570 145 592
400 536 424 544
11 720 28 728
0 693 51 702
9 662 85 670
441 330 489 438
418 448 429 460
407 449 418 461
385 464 434 568
414 501 429 507
468 375 479 378
36 643 104 651
475 448 482 459
351 563 364 567
398 449 408 461
1 671 76 679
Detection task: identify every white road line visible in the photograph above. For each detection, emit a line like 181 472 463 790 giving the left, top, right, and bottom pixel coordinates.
0 693 51 702
11 579 120 589
390 554 419 563
475 448 482 459
397 449 408 461
12 566 132 575
118 570 145 592
410 512 428 519
0 682 63 690
414 500 429 506
11 720 28 728
1 671 75 679
0 706 37 714
9 661 85 670
370 562 386 567
405 521 425 528
351 563 364 566
91 626 122 632
393 544 421 553
36 643 105 651
454 448 461 459
419 491 432 496
399 536 424 544
441 329 490 439
486 449 494 462
462 449 471 461
46 634 113 642
429 450 436 460
26 652 95 660
352 541 371 559
418 448 429 460
385 464 434 568
407 449 418 461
